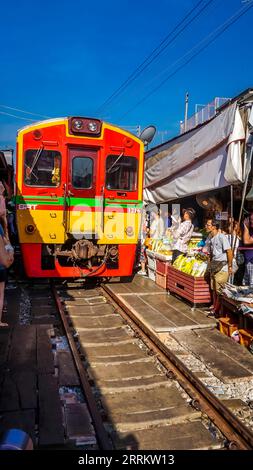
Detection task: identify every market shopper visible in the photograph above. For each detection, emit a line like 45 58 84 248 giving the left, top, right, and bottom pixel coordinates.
171 208 195 264
0 181 9 241
227 220 243 285
138 219 151 276
206 219 233 315
150 208 164 240
242 213 253 286
0 224 14 327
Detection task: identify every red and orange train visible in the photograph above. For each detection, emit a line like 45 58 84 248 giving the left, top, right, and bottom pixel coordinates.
15 117 144 278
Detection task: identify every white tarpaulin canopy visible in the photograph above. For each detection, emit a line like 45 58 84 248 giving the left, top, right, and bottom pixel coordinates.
144 101 246 205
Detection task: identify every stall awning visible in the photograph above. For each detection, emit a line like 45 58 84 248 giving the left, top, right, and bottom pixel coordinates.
144 101 245 204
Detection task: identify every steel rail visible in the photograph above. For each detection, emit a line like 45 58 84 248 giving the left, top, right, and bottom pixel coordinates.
52 284 113 450
102 284 253 450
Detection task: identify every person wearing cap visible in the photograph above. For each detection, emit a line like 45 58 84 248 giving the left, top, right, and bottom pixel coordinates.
171 208 195 264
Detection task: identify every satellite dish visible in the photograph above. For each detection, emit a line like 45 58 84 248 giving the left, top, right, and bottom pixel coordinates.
196 194 223 211
140 125 156 145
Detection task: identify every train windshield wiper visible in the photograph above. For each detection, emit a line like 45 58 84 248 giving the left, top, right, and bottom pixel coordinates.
27 145 44 177
107 151 124 174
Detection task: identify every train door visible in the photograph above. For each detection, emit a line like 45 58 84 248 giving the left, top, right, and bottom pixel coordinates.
65 148 98 238
103 153 140 242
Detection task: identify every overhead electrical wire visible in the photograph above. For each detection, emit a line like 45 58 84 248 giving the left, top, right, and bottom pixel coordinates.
0 104 50 119
118 0 253 121
96 0 215 114
0 111 35 121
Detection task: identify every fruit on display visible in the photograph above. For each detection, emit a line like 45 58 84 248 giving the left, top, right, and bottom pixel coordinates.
173 254 208 277
150 239 173 255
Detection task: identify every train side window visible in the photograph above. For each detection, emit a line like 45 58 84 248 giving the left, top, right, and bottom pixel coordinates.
106 155 137 191
72 157 93 189
24 149 61 187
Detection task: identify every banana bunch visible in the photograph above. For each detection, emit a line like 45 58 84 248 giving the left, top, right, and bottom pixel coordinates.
151 239 164 252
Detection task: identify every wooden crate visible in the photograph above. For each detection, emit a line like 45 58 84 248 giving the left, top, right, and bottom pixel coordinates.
218 317 238 337
147 267 155 282
167 265 211 305
146 250 156 271
156 259 171 276
155 272 167 289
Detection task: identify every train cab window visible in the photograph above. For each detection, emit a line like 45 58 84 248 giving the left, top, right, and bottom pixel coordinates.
72 157 93 189
24 149 61 187
106 155 137 191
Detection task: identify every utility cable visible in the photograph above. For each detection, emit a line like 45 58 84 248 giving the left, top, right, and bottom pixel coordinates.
0 111 35 121
0 104 50 119
118 1 253 121
96 0 215 114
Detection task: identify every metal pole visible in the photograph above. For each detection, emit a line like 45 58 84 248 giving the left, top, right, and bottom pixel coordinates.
230 185 234 284
238 135 253 226
230 185 234 228
184 92 189 133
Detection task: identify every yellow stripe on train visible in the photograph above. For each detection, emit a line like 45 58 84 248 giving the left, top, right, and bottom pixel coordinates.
17 209 141 244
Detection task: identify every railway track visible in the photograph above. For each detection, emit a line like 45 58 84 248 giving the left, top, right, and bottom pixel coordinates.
51 279 253 451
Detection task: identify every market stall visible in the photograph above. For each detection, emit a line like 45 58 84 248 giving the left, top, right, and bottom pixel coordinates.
143 89 253 313
218 283 253 351
145 230 212 306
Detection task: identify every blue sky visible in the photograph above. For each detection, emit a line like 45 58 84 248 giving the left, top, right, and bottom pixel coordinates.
0 0 253 150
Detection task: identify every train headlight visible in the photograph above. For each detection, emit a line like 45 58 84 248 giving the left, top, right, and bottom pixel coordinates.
33 129 42 140
25 224 36 234
69 117 101 136
72 119 84 131
88 121 98 132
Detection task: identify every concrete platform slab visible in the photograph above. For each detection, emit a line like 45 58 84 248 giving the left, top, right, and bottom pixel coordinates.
111 421 222 450
101 383 200 431
197 328 253 375
108 276 164 294
95 375 169 393
65 304 115 316
90 360 162 382
105 276 215 333
78 327 131 346
58 289 101 298
171 329 253 382
82 342 149 364
70 314 123 330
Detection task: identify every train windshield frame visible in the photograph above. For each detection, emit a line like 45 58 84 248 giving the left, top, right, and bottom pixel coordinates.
71 156 93 189
105 154 138 191
24 149 61 187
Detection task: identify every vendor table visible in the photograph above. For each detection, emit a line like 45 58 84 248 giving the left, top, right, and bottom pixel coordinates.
220 296 252 330
219 296 253 349
167 264 211 307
